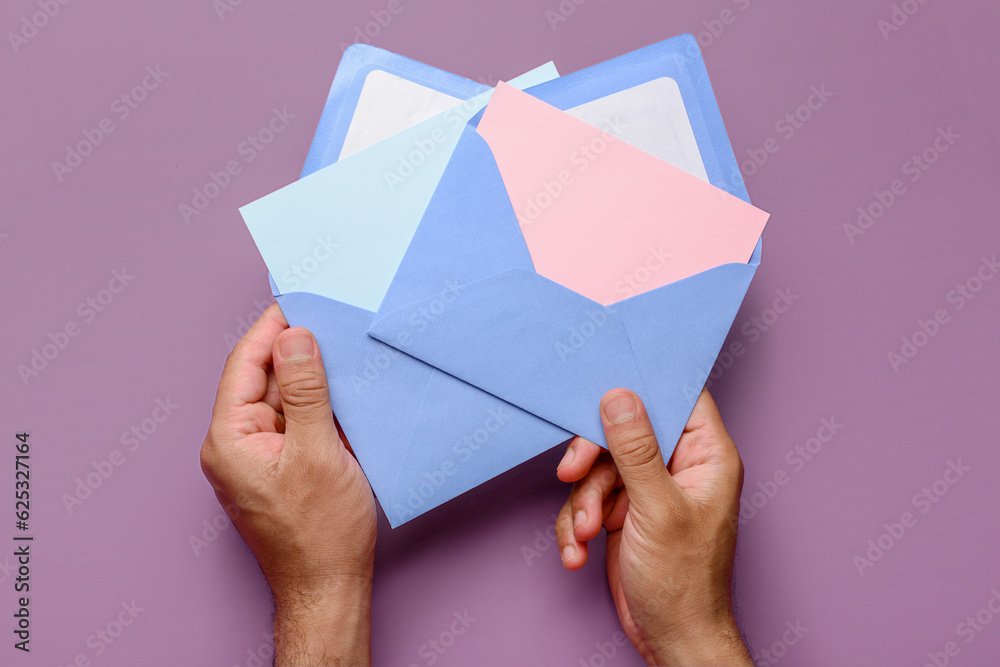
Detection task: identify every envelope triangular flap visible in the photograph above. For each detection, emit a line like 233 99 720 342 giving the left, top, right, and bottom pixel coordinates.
371 128 652 445
375 125 536 317
610 257 758 450
378 265 654 445
369 116 764 452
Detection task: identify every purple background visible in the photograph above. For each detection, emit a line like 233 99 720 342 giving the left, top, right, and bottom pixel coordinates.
3 0 999 665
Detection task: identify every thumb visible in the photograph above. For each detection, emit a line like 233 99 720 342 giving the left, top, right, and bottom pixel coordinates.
600 389 679 509
273 328 338 455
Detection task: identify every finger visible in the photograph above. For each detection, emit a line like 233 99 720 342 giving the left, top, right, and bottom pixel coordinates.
272 327 339 462
555 497 588 570
602 486 630 533
685 388 727 433
556 436 604 483
569 454 618 542
215 302 286 412
600 389 683 510
669 390 742 483
261 369 283 414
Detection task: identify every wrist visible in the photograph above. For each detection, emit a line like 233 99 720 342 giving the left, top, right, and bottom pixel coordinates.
644 614 752 667
273 575 372 667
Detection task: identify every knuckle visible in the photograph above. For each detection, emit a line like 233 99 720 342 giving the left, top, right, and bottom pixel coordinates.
200 428 226 472
715 436 744 481
598 466 618 491
555 505 575 544
612 430 662 470
199 442 215 475
574 460 615 501
227 336 253 365
732 450 745 481
280 373 329 409
569 485 588 514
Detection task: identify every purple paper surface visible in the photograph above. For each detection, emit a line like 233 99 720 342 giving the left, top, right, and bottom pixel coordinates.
2 1 999 665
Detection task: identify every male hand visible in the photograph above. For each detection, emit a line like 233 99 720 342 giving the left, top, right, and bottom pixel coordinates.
555 389 752 666
200 303 376 667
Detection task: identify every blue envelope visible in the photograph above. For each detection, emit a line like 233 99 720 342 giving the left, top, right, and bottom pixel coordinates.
368 34 764 451
242 50 566 527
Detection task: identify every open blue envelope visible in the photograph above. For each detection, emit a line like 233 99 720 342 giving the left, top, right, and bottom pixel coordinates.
242 54 566 527
369 35 765 452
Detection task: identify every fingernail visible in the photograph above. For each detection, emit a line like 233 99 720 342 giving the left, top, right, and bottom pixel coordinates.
574 510 587 530
561 545 577 564
557 446 575 470
603 393 637 424
279 330 314 361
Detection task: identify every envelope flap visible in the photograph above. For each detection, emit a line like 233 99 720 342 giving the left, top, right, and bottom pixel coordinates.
376 125 535 318
610 260 759 449
371 267 649 446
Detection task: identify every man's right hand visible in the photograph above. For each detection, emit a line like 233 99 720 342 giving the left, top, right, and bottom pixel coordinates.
555 389 752 666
